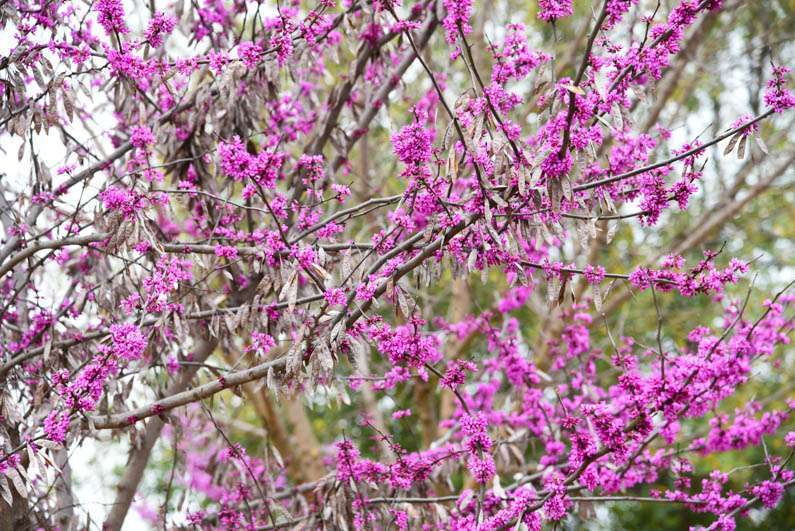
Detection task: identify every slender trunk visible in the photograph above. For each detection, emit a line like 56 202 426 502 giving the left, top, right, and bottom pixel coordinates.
0 426 32 531
355 352 395 459
282 397 326 480
219 350 295 476
53 448 75 530
102 337 217 531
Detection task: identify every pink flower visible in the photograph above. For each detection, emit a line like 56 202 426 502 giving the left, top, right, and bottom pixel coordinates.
392 123 433 166
751 480 784 508
331 183 351 201
270 23 294 66
538 0 574 22
442 0 473 44
237 41 262 69
100 186 147 219
492 24 550 85
95 0 128 35
541 151 573 179
44 411 70 444
247 331 276 356
130 125 155 148
324 288 346 306
218 136 253 180
214 245 239 259
145 12 176 47
764 66 795 113
729 114 759 137
166 355 180 374
109 323 147 361
543 473 573 520
583 264 606 285
207 50 229 75
297 154 325 185
355 281 376 302
462 413 492 453
441 360 477 388
466 454 495 484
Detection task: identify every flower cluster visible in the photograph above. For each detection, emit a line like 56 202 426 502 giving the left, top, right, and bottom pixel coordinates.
392 122 434 166
583 264 606 285
109 323 147 361
628 253 748 297
141 256 193 313
462 413 496 483
367 316 442 369
247 331 275 356
538 0 574 22
100 186 147 219
441 0 473 45
130 125 155 148
764 65 795 113
95 0 128 35
145 12 176 48
236 41 262 69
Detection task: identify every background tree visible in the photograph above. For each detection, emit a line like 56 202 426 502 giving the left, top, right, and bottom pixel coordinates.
0 0 793 529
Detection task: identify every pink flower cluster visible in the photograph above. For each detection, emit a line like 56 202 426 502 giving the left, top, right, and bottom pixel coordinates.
145 12 176 48
764 65 795 113
537 0 574 22
628 253 748 297
95 0 128 35
217 136 286 187
100 186 147 219
392 122 434 166
441 0 473 45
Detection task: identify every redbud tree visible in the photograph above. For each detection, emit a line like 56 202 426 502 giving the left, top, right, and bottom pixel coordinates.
1 0 794 529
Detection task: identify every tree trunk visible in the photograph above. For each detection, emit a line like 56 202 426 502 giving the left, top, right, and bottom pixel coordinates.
102 337 217 531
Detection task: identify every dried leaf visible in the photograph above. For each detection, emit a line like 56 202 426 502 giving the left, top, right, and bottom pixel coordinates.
43 337 52 363
330 320 344 344
755 135 769 155
36 439 62 451
32 109 42 133
341 251 353 281
491 192 508 208
737 134 747 160
0 476 12 507
472 112 485 145
62 87 75 123
611 104 624 130
6 467 26 498
266 367 276 390
605 221 617 244
279 271 297 310
492 474 507 499
561 83 585 95
603 190 617 213
593 283 603 313
31 65 46 90
547 178 562 213
517 167 527 196
561 176 573 202
548 275 560 305
286 344 303 376
723 132 740 156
